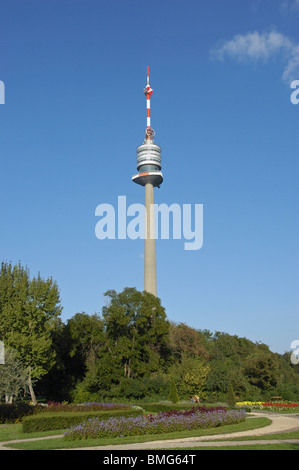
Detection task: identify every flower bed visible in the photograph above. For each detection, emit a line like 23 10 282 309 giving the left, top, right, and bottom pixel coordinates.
262 402 299 408
236 401 299 411
64 409 246 441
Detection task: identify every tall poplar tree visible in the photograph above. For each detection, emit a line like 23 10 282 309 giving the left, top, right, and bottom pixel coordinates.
0 262 62 403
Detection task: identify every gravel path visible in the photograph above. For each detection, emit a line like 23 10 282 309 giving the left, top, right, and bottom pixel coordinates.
1 412 299 450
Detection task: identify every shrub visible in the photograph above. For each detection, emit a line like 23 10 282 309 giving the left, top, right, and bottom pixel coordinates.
155 405 227 418
39 402 130 413
22 407 143 433
227 383 236 408
168 379 179 404
0 403 38 424
140 402 227 413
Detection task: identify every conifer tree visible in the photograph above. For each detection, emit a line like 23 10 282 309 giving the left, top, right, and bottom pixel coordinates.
168 378 179 403
227 382 236 407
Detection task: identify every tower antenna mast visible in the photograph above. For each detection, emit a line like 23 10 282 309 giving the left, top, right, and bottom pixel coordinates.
144 66 154 138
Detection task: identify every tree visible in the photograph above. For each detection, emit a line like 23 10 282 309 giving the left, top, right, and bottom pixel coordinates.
169 322 209 360
66 312 105 380
0 348 28 403
102 288 171 379
169 354 210 398
244 348 281 391
0 262 62 403
227 382 236 407
168 379 179 403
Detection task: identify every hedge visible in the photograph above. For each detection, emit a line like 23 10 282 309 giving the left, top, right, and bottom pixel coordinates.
140 403 227 413
22 407 144 433
0 403 35 424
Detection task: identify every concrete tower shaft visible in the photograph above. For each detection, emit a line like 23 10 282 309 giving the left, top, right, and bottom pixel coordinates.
132 67 163 297
144 182 157 296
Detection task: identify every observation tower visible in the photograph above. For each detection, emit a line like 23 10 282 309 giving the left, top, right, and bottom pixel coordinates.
132 67 163 296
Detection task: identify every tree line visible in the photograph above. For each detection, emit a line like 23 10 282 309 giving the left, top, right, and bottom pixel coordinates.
0 261 298 404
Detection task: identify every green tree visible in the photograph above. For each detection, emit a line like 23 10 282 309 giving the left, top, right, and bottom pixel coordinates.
0 348 28 403
102 288 171 379
168 378 179 403
66 312 105 379
244 348 281 392
169 354 210 398
0 262 62 403
227 382 236 407
72 288 171 400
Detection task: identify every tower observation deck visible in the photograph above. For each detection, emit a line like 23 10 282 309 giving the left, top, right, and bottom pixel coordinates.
132 67 163 297
132 66 163 188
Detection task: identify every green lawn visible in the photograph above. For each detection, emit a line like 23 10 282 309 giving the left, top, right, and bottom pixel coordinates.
2 417 271 450
0 424 64 442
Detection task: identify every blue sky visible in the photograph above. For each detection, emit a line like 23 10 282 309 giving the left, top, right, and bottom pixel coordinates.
0 0 298 354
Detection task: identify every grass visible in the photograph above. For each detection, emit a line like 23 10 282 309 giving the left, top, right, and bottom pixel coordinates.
0 424 64 442
2 417 271 450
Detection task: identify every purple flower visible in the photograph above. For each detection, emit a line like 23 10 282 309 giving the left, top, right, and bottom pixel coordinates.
64 409 246 441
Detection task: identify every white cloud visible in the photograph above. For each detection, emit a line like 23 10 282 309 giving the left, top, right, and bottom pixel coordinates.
283 44 299 81
281 0 299 10
211 30 299 83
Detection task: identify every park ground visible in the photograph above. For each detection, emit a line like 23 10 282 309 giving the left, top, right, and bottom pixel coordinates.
0 410 299 451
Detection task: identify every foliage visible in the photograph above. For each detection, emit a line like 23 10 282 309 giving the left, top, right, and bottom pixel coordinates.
244 348 281 390
41 308 299 403
22 407 143 433
1 262 298 404
0 403 36 424
139 402 214 412
227 382 236 407
0 348 28 403
102 288 171 378
168 379 179 403
0 262 62 403
37 402 131 412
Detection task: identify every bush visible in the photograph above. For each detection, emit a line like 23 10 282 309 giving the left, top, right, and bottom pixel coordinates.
22 407 144 433
140 402 227 413
168 379 179 404
227 383 236 408
153 405 227 418
0 403 37 424
38 402 130 413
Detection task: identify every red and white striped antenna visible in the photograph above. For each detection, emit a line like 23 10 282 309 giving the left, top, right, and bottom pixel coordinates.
144 66 155 140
